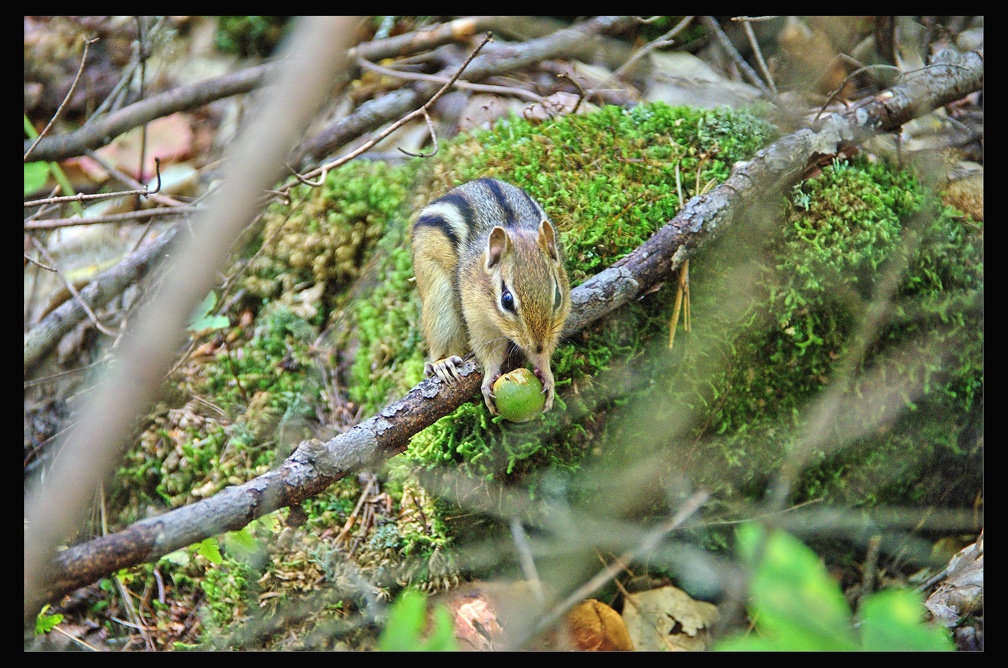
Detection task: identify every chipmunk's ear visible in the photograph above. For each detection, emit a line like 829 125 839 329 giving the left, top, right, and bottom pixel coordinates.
538 220 559 262
486 226 510 269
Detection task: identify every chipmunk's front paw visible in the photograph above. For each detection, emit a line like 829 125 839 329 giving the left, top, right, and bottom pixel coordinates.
534 366 555 412
425 356 465 384
481 374 501 415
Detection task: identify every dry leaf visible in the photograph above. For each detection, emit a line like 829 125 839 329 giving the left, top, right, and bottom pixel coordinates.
95 112 194 179
925 532 984 627
564 599 634 651
622 585 719 651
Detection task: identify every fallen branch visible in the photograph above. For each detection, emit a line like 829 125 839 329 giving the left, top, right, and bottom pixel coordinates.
27 47 982 616
23 63 272 163
23 224 181 372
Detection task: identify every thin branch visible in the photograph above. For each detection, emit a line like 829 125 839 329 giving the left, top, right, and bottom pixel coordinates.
24 205 197 231
24 37 96 161
134 17 150 187
23 63 273 163
356 55 545 102
85 149 186 208
701 16 775 99
813 64 903 124
510 518 545 605
25 253 55 272
24 157 163 210
397 108 440 158
27 236 117 337
278 33 493 197
611 15 694 81
735 16 777 95
518 490 710 648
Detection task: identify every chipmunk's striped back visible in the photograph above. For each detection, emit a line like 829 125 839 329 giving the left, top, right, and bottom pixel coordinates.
412 178 548 254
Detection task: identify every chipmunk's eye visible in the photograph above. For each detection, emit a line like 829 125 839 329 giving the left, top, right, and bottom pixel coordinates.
501 282 516 314
554 281 562 310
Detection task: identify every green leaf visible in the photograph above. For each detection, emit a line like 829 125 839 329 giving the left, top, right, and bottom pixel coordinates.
35 604 63 635
221 526 261 562
378 589 458 651
24 161 50 196
859 589 954 651
160 548 191 566
188 291 231 333
722 523 858 651
195 537 223 565
717 525 956 652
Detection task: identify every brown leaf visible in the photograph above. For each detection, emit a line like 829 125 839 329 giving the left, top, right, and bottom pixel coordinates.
95 112 194 180
564 599 634 651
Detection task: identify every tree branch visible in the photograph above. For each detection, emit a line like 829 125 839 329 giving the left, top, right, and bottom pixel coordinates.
23 64 272 163
23 224 181 373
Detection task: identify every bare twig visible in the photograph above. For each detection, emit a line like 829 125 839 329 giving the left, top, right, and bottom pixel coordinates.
24 156 163 211
611 15 694 82
24 36 96 161
279 33 493 197
50 624 99 651
101 485 155 650
25 253 55 272
24 205 196 231
84 149 186 208
356 55 545 102
134 17 150 188
510 519 545 605
518 490 710 648
701 16 775 99
27 237 117 337
397 108 440 158
735 16 778 95
812 64 903 124
23 64 273 163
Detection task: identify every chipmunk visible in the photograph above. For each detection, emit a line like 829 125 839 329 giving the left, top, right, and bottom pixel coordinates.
411 178 571 415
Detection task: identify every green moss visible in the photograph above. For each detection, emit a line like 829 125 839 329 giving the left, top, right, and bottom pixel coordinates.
215 16 291 57
591 155 982 508
201 555 257 628
244 160 413 325
116 160 414 522
357 141 979 520
340 103 779 484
